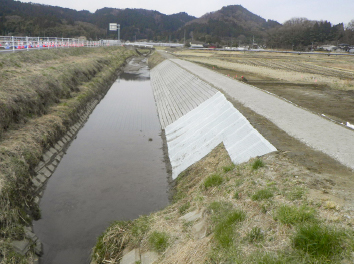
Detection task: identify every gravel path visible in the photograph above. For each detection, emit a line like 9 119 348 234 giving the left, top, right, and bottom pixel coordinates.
171 58 354 171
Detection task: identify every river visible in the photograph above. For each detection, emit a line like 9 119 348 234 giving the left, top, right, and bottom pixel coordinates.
34 57 170 264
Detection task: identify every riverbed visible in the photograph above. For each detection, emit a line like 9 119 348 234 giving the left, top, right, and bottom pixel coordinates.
34 57 170 264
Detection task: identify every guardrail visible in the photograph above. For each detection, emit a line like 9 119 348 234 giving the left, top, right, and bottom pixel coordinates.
0 36 123 52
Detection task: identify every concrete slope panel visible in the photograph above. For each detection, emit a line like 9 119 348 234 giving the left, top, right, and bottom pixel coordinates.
150 60 218 128
166 92 276 179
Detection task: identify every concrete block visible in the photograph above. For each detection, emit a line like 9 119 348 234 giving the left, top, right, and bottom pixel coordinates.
58 141 64 147
34 161 45 172
31 178 42 189
141 251 159 264
192 219 207 239
11 239 31 255
35 239 42 256
55 155 62 162
39 167 52 178
42 153 51 163
64 135 71 142
52 160 59 167
54 144 61 151
47 164 55 173
179 209 204 222
67 131 73 137
61 137 68 144
49 147 57 155
120 248 140 264
36 174 47 183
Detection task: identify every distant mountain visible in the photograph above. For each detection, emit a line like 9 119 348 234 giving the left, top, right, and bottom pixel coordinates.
0 0 196 40
0 0 352 47
173 5 281 44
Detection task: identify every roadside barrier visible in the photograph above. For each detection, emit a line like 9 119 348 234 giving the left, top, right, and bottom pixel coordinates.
0 36 123 52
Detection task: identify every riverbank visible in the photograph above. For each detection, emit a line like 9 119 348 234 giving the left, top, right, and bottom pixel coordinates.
0 46 135 263
92 51 354 264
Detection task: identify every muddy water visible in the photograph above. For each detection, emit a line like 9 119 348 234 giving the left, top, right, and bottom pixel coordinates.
34 58 170 264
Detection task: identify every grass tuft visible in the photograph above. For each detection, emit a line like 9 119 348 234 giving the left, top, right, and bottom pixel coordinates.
223 163 235 172
275 205 317 225
208 201 246 248
251 188 274 201
148 231 170 253
203 173 223 189
292 223 350 260
252 158 265 170
247 227 264 243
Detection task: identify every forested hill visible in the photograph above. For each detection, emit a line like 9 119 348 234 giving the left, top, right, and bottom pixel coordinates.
0 0 353 48
174 5 281 45
0 0 196 40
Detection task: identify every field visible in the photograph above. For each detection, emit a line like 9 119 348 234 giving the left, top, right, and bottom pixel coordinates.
174 50 354 125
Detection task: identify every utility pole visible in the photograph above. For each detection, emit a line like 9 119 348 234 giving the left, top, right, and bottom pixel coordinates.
184 29 186 45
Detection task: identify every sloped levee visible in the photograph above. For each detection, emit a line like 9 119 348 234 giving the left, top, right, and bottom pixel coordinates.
151 60 276 179
150 60 217 128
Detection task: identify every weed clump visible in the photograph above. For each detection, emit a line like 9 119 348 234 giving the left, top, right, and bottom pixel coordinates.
208 201 246 248
203 173 223 189
275 205 317 225
252 158 265 170
251 188 274 201
247 227 264 243
223 163 235 172
148 231 170 253
292 223 352 260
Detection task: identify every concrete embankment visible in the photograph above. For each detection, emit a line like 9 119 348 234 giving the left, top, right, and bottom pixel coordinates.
151 59 276 180
0 47 135 263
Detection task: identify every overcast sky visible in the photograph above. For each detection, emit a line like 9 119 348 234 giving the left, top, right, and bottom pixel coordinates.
20 0 354 25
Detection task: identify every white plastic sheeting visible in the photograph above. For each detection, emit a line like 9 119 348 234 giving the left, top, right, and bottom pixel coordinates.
166 92 277 179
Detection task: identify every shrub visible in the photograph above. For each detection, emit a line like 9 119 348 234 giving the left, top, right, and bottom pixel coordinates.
275 205 316 225
203 174 223 188
251 189 274 201
148 231 169 253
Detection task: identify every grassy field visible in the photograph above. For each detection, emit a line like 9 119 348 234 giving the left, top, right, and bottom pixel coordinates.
0 47 134 263
92 50 354 263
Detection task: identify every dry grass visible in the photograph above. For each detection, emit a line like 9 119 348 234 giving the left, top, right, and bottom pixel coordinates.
174 50 354 91
93 143 354 263
148 51 166 69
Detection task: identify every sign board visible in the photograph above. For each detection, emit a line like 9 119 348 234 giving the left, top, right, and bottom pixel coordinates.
109 23 117 31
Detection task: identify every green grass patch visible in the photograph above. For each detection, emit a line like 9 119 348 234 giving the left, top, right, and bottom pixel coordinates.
208 201 246 248
148 231 170 253
203 173 223 189
275 205 317 225
292 223 352 260
223 163 235 172
251 188 274 201
252 158 265 170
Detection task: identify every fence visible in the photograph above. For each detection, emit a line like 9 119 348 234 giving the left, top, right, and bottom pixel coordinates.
0 36 122 52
